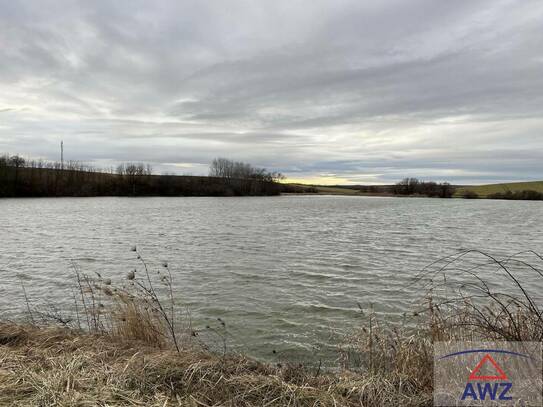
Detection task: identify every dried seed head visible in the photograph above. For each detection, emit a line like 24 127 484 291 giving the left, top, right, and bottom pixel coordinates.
130 246 137 252
103 278 111 285
127 270 135 280
162 261 168 268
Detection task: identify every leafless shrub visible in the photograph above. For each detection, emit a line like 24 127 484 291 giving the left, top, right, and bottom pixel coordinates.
338 250 543 405
412 249 543 341
23 247 187 351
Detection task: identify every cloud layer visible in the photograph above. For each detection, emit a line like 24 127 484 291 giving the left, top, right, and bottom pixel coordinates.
1 0 542 184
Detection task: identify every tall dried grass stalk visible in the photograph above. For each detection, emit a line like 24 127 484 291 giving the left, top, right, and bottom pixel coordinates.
3 249 541 406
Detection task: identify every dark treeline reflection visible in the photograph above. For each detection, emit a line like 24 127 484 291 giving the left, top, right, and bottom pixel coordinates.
0 155 282 197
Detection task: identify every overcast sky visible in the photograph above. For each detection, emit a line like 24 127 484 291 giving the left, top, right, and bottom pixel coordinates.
1 0 542 184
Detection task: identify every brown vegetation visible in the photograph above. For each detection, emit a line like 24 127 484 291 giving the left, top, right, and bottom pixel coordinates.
1 250 541 406
0 155 282 197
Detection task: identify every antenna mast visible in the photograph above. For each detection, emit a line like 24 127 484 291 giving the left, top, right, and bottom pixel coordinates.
61 140 64 170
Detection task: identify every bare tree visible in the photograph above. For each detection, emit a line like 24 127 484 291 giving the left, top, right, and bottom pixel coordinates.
209 157 283 182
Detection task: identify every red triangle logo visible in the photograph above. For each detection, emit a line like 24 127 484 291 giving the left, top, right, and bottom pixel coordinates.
468 354 508 381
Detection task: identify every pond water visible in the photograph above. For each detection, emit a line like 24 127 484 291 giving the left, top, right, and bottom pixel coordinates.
1 195 542 362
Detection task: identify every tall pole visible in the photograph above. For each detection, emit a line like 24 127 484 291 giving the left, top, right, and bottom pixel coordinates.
61 140 64 170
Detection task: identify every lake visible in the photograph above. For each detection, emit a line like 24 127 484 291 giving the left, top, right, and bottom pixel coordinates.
1 195 542 362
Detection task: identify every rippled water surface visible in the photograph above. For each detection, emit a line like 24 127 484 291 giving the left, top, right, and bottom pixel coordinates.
1 196 542 361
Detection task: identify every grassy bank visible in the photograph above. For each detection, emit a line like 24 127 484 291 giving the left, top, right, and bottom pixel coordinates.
283 184 397 196
455 180 543 198
0 322 426 406
284 184 362 195
288 180 543 200
2 250 542 406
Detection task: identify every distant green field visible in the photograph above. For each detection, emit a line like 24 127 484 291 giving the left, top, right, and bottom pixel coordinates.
288 184 361 195
455 181 543 198
290 181 543 198
311 185 361 195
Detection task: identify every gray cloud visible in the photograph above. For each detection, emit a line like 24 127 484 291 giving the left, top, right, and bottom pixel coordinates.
1 0 542 184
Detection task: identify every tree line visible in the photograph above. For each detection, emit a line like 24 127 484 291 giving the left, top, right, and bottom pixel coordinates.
209 158 284 182
0 154 282 197
392 177 455 198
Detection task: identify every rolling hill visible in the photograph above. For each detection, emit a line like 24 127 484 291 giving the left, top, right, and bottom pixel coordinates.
455 181 543 198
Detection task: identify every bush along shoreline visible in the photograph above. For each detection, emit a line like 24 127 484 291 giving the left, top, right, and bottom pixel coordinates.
487 189 543 200
2 249 542 406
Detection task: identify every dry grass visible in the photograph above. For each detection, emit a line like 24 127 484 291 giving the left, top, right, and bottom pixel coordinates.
339 250 543 405
111 298 168 347
2 249 541 406
0 322 434 406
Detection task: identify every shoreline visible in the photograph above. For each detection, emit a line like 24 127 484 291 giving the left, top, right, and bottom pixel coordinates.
1 250 541 406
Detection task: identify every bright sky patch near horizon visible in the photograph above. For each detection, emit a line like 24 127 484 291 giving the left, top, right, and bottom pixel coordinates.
1 0 542 185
